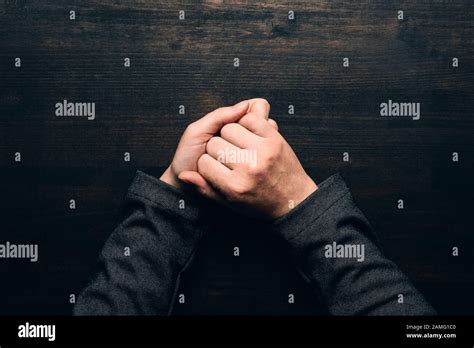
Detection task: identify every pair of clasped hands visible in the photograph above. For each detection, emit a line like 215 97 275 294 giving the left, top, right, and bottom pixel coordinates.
160 99 318 219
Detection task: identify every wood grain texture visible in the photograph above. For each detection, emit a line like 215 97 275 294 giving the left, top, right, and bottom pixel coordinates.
0 0 473 315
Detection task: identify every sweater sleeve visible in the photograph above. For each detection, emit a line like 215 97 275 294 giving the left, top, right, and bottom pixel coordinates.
74 170 210 316
272 173 436 315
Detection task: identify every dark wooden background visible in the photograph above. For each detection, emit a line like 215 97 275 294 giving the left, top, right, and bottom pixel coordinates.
0 0 473 315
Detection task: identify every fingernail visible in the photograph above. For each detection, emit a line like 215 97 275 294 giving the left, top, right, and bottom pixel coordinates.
233 100 248 109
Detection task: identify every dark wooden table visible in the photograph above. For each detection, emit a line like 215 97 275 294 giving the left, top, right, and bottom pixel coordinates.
0 0 472 315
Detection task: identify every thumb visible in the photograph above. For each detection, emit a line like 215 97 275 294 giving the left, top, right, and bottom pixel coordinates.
193 100 249 137
178 171 222 201
247 98 270 120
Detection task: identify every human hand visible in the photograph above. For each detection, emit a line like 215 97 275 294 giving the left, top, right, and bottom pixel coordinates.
161 99 276 192
180 106 318 219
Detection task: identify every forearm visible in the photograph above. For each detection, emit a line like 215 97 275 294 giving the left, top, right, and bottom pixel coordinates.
273 174 436 315
74 170 210 315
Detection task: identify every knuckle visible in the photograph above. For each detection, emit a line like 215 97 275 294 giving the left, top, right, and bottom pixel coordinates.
266 150 278 162
268 119 278 129
262 145 280 165
206 136 219 151
220 123 235 137
197 154 207 170
255 98 270 108
242 112 258 123
229 181 251 197
248 163 266 177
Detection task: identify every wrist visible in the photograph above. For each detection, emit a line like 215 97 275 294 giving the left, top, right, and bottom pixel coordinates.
302 175 318 200
160 166 181 189
272 175 318 219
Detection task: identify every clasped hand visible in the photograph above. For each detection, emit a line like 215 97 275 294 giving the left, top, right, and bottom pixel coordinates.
160 99 317 219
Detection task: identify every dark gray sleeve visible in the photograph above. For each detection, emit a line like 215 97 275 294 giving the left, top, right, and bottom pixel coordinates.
272 173 436 315
74 170 210 316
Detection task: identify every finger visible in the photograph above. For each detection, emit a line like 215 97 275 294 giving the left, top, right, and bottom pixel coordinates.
197 154 234 195
178 171 222 201
268 118 278 131
238 111 274 137
206 136 244 169
220 122 260 148
190 100 249 136
247 98 270 119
